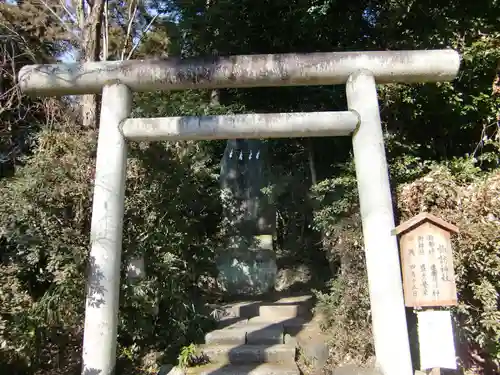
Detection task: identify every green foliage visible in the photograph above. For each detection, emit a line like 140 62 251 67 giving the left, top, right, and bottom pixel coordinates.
311 160 373 367
314 275 373 367
0 121 94 373
176 343 210 369
1 0 499 374
398 165 500 372
177 343 196 369
118 136 221 365
0 89 238 373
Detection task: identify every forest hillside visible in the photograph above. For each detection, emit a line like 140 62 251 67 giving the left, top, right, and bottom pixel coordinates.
0 1 499 374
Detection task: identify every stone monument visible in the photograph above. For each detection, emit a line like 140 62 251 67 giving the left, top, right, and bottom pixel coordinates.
217 139 277 295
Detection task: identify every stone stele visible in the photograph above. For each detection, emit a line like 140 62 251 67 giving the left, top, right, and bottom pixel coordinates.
218 139 277 295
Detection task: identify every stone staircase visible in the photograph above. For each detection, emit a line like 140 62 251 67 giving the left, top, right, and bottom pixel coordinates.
178 295 326 375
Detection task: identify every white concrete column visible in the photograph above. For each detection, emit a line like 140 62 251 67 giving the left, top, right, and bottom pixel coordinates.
346 70 413 375
82 84 131 375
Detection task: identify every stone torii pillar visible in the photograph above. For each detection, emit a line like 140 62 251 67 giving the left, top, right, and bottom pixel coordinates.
18 49 461 375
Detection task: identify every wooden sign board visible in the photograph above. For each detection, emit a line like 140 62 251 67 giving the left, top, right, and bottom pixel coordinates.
393 213 459 308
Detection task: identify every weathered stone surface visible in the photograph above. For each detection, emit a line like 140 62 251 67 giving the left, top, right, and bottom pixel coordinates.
246 326 284 345
219 140 275 236
247 316 309 326
158 364 174 375
206 300 262 320
283 316 329 374
274 265 312 292
243 321 286 331
216 246 277 296
159 365 184 375
217 317 249 329
328 365 383 375
205 328 247 345
259 304 310 320
186 363 300 375
274 295 314 304
198 344 295 364
199 294 318 375
217 139 277 296
208 294 313 320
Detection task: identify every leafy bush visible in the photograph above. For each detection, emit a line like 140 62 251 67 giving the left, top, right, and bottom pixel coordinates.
311 161 373 367
0 121 94 374
397 163 500 372
0 90 235 373
312 156 500 373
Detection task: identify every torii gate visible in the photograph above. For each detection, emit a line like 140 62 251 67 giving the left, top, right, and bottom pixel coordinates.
19 49 460 375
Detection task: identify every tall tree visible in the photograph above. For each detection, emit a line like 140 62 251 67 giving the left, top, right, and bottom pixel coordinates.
77 0 105 128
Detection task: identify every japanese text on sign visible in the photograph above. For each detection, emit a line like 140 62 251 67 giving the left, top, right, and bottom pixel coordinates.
398 222 458 307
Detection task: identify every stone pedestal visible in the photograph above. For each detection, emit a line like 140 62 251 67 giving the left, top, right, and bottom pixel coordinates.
217 235 277 296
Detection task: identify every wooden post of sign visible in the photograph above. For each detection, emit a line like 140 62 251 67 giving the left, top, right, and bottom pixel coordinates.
393 212 460 374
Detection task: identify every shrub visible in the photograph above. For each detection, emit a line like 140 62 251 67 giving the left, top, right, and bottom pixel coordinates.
312 154 500 373
398 163 500 372
0 117 222 373
312 161 374 367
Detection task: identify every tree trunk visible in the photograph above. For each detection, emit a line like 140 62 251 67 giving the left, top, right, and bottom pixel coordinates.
307 138 317 185
79 0 105 129
210 89 220 106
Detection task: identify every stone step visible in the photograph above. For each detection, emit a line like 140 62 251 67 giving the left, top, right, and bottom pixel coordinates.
185 363 300 375
246 326 284 345
217 317 249 329
205 325 284 345
197 344 296 364
207 295 314 321
209 301 262 319
247 317 312 336
247 316 310 326
258 304 310 320
222 321 285 330
205 328 247 345
270 295 314 304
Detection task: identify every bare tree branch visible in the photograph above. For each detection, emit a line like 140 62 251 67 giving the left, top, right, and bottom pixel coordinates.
59 0 78 25
102 0 109 61
120 0 138 60
39 0 81 41
126 13 158 60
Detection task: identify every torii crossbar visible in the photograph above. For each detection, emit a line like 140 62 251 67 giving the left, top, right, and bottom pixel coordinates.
18 49 461 375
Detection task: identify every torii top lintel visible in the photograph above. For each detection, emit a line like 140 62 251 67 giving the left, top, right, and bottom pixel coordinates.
18 49 460 96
